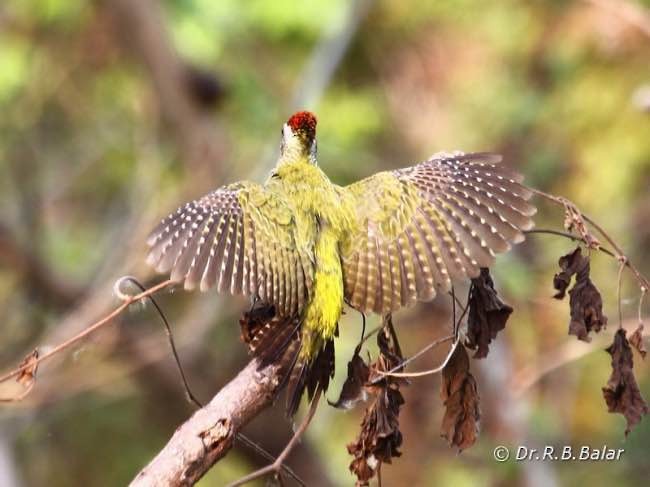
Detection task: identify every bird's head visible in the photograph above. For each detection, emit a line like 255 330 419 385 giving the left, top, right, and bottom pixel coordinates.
281 111 318 163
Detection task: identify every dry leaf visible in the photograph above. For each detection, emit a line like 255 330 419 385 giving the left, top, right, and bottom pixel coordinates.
553 247 607 342
16 349 39 388
1 349 39 403
553 247 586 299
629 324 646 359
347 318 405 486
465 268 512 359
602 329 649 436
329 353 369 410
440 344 480 451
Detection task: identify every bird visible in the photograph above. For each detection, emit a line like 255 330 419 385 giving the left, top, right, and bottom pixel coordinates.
145 111 536 415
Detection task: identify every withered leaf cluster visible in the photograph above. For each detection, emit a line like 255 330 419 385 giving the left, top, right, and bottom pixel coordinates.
338 318 405 486
440 344 480 451
553 247 607 342
465 268 512 359
602 328 649 436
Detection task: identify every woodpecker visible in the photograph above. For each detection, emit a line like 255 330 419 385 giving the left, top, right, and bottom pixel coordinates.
146 111 536 414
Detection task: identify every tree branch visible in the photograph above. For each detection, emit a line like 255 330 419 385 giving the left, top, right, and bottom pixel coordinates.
130 358 285 487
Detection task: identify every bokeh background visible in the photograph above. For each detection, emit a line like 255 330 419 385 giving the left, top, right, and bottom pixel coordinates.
1 0 649 486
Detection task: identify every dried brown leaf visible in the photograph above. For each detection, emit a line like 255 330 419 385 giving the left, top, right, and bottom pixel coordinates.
329 353 369 410
440 344 480 451
602 329 649 436
569 263 607 342
0 349 39 403
629 324 646 359
465 268 512 359
348 318 405 486
553 247 607 342
16 349 39 388
553 247 587 299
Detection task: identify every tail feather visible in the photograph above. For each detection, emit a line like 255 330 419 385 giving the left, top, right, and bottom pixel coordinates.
286 339 335 417
255 318 302 367
277 338 302 393
240 303 336 417
286 360 309 418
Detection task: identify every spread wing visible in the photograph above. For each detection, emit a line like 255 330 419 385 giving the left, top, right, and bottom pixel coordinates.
339 152 536 314
146 182 313 316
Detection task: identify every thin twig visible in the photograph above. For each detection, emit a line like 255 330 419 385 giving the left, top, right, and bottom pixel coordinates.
451 285 457 337
116 276 204 408
616 259 626 329
370 292 468 382
527 222 649 332
639 287 647 325
120 279 291 481
376 335 461 379
449 291 470 329
455 301 470 335
529 189 650 290
130 358 289 486
360 326 382 347
371 335 455 383
234 434 305 487
524 229 646 282
226 388 323 487
0 279 175 386
354 311 367 354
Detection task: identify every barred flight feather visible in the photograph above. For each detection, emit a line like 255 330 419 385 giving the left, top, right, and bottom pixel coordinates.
341 151 536 314
146 183 313 317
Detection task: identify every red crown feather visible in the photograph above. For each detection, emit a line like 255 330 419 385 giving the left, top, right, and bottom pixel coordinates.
287 111 317 141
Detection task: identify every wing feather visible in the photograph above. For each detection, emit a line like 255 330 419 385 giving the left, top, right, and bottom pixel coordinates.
409 217 439 299
340 152 536 314
146 182 312 315
387 241 402 310
397 234 417 307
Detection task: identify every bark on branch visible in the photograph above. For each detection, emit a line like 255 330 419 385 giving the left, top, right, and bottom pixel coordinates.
130 359 284 487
